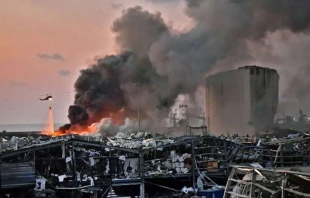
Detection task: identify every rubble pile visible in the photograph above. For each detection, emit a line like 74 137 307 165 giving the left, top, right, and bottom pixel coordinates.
221 130 310 168
144 151 193 176
0 135 64 152
225 165 310 198
0 132 193 153
106 131 175 149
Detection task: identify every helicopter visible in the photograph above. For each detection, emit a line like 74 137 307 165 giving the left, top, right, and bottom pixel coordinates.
39 94 53 101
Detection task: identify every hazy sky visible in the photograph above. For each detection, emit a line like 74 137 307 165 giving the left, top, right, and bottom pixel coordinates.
0 0 191 124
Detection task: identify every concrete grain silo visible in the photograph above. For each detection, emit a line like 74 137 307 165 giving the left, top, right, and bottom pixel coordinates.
206 66 279 136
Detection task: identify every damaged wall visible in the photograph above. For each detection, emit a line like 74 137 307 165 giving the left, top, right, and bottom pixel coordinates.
206 66 279 136
248 66 279 132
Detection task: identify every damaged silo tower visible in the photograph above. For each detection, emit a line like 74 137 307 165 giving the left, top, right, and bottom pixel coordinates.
206 66 279 136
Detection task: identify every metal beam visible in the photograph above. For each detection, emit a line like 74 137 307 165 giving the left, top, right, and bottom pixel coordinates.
139 152 145 198
144 181 181 192
191 140 196 196
230 165 310 177
0 141 64 158
283 188 310 197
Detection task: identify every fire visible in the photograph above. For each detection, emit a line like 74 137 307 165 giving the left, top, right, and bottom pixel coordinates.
41 106 96 137
55 124 97 136
41 106 143 137
43 126 96 137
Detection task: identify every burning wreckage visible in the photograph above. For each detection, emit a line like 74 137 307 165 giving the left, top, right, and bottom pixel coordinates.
2 129 310 198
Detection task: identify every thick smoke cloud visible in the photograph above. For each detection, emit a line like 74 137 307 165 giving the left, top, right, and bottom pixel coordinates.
93 117 150 136
64 7 173 133
112 6 168 56
73 53 127 125
244 32 310 117
64 0 310 134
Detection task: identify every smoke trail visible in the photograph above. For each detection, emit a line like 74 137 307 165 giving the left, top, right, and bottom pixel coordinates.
64 0 310 133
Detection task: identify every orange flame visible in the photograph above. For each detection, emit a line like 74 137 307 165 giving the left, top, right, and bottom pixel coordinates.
44 107 138 137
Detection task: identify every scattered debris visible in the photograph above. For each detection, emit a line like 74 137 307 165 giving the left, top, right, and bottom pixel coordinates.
2 129 310 197
0 132 237 197
224 165 310 198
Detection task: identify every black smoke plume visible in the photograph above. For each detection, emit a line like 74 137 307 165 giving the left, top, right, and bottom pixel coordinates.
63 1 310 133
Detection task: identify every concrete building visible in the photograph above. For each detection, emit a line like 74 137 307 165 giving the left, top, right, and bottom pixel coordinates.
206 66 279 136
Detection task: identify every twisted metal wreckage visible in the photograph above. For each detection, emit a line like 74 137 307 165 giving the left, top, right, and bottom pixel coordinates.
223 131 310 198
224 166 310 198
1 130 310 198
0 132 236 198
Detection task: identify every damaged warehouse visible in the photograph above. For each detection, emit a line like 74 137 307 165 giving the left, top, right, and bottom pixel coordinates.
2 129 310 198
0 132 239 198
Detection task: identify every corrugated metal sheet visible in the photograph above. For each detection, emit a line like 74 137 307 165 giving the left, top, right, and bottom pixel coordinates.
1 162 36 188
